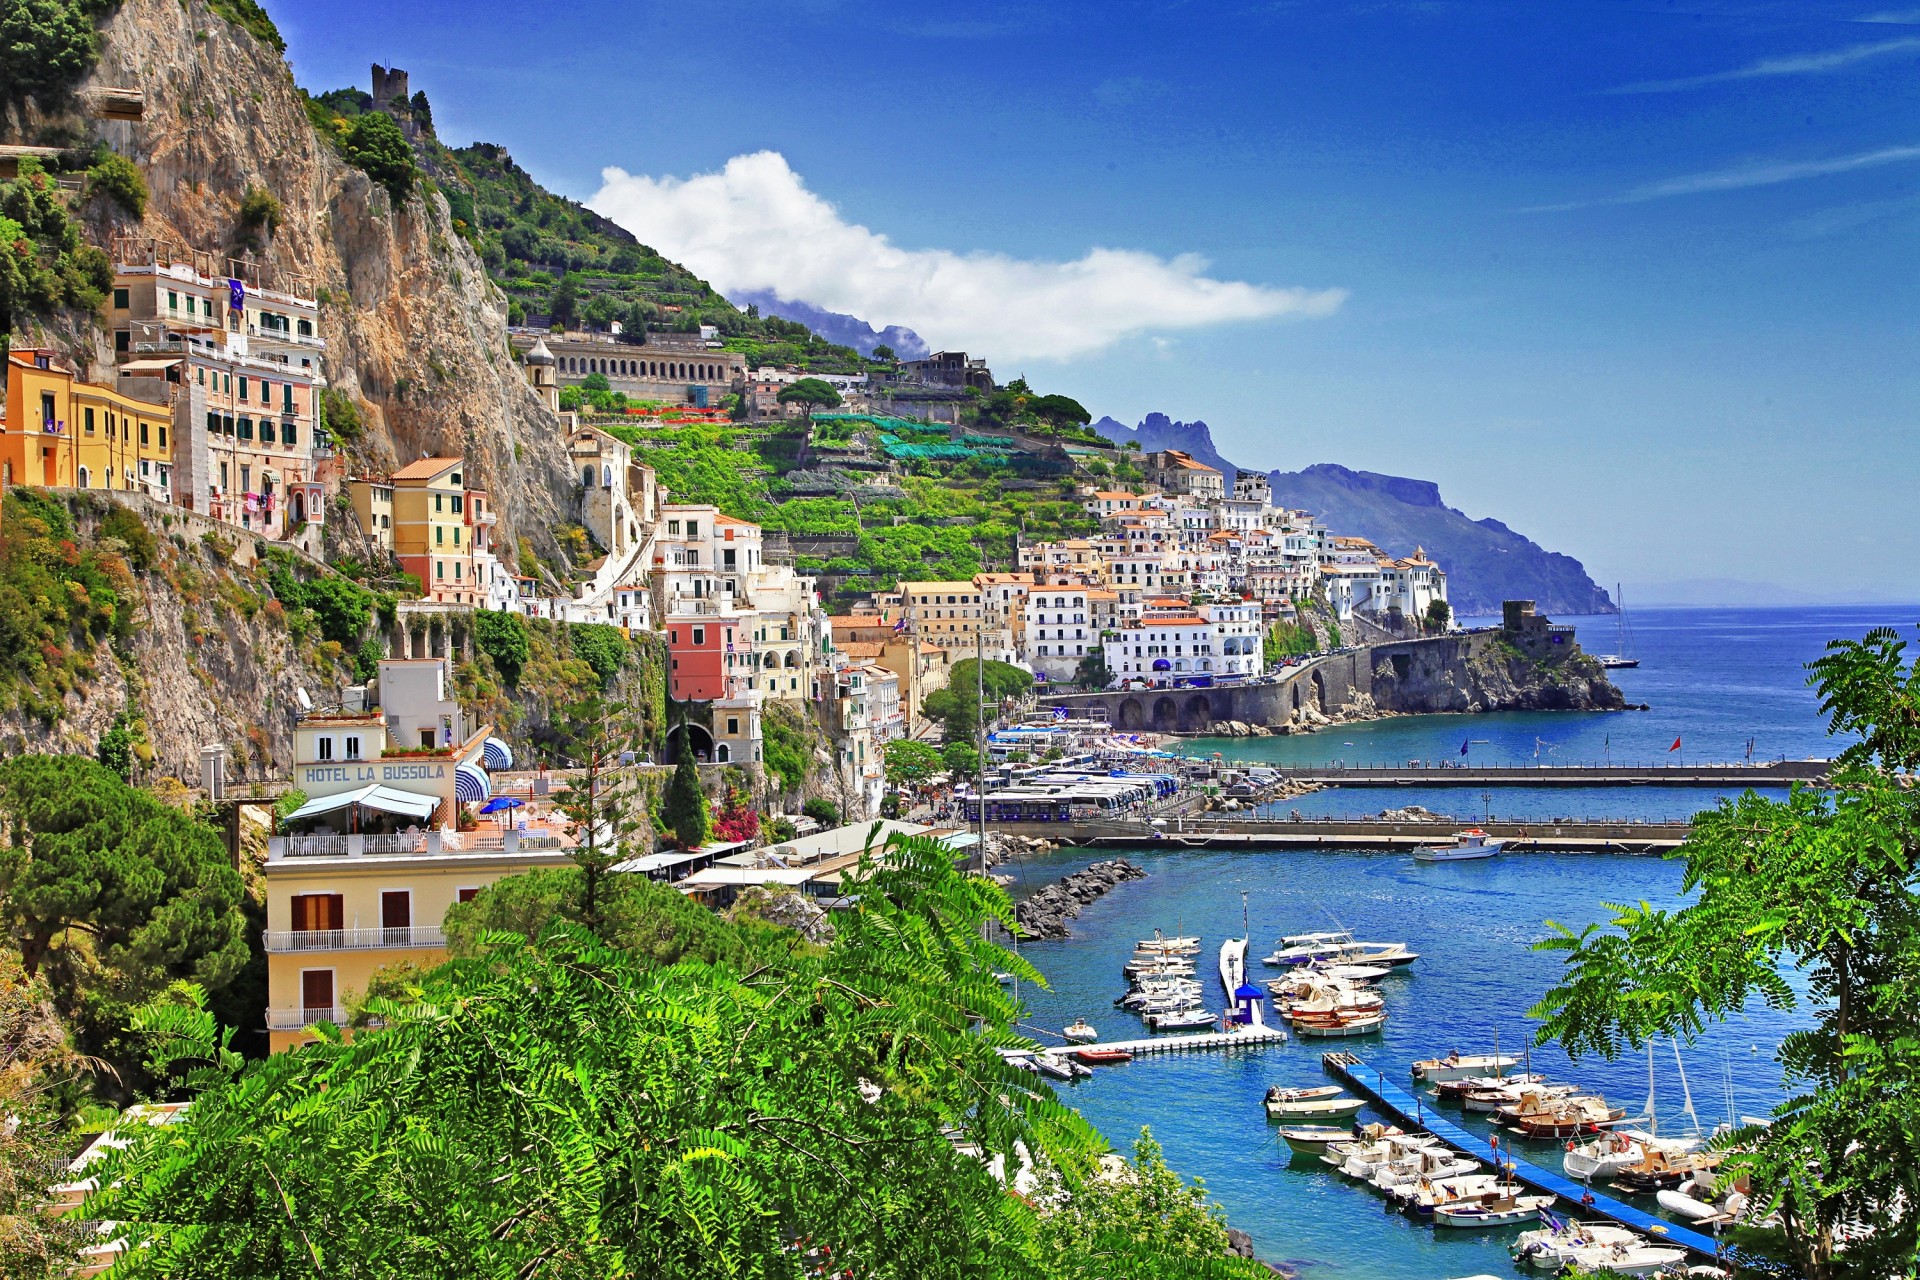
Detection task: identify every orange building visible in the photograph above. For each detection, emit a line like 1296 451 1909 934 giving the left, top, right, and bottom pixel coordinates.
1 349 174 499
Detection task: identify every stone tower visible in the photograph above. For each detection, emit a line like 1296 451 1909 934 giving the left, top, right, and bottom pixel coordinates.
524 338 559 414
370 64 410 114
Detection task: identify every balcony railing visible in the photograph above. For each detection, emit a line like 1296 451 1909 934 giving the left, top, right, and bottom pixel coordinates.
274 832 430 859
266 1006 346 1031
263 926 447 953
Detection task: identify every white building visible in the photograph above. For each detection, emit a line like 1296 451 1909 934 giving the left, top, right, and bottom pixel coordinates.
1021 585 1094 683
1103 613 1219 687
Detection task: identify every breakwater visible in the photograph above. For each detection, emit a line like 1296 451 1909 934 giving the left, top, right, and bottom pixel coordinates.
1014 859 1147 939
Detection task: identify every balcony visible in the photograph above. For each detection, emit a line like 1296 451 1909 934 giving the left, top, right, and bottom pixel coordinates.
269 832 434 859
264 926 448 953
266 1006 347 1031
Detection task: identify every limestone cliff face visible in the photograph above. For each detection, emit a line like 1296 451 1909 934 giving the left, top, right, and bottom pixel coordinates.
1367 632 1626 716
77 0 578 573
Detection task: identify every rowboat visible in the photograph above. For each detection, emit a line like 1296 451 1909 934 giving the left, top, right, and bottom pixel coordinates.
1073 1047 1132 1066
1507 1096 1626 1139
1292 1010 1386 1037
1434 1194 1554 1228
1264 1087 1365 1120
1411 1052 1521 1083
1276 1125 1353 1155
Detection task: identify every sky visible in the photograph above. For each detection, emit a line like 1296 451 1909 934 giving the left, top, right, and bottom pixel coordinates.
277 1 1920 603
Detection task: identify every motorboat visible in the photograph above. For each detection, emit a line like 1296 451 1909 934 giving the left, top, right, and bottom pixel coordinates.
1073 1047 1131 1066
1466 1081 1581 1114
1331 1133 1440 1180
1411 1052 1521 1083
1268 968 1381 1000
1507 1096 1626 1139
1555 1240 1688 1277
1564 1130 1702 1181
1284 984 1384 1018
1292 1009 1387 1037
1145 1006 1215 1031
1370 1146 1481 1190
1030 1053 1077 1081
1435 1072 1545 1103
1061 1019 1098 1044
1393 1173 1523 1215
1433 1194 1554 1228
1276 1125 1354 1155
1135 929 1201 955
1511 1219 1643 1271
1264 1086 1366 1121
1412 828 1506 862
1264 930 1357 966
1124 954 1197 978
1611 1149 1720 1194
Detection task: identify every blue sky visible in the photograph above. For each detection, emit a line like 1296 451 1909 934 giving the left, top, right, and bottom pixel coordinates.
278 1 1920 602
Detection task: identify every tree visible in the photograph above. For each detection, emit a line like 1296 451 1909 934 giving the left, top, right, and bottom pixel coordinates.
663 723 710 849
0 756 251 1085
777 377 842 422
1423 599 1452 633
580 370 610 392
0 954 96 1279
942 740 979 778
1030 393 1092 430
801 796 839 827
340 110 417 205
548 275 580 330
883 739 942 789
237 184 282 242
923 658 1033 742
1075 650 1111 690
1529 625 1920 1280
86 149 147 219
0 0 101 112
86 830 1262 1279
871 343 897 362
1030 1129 1239 1277
473 608 530 686
551 699 647 935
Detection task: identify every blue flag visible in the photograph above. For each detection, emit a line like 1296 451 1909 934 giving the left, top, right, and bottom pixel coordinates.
228 278 245 310
1459 738 1469 756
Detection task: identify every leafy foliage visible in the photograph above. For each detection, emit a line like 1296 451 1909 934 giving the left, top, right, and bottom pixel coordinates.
0 489 138 722
550 699 648 933
776 376 843 418
802 796 840 827
0 755 251 1091
663 724 710 848
87 831 1262 1279
86 149 147 219
761 701 811 792
0 159 114 340
1030 1129 1242 1278
883 739 942 788
923 658 1033 743
0 953 96 1279
473 607 530 687
205 0 284 52
1262 618 1317 666
941 740 979 778
237 184 282 240
339 111 418 205
262 556 381 649
0 0 107 111
567 622 628 692
1530 625 1920 1280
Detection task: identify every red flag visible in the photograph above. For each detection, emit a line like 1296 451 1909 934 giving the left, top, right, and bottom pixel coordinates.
1669 737 1682 752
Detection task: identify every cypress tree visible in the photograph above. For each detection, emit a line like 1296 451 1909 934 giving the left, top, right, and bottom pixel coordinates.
663 727 710 850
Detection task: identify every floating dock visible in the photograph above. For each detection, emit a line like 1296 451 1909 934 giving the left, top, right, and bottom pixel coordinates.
1002 1026 1288 1059
1321 1051 1727 1259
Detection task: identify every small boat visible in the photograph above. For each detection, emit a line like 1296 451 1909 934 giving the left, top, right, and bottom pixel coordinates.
1412 1052 1521 1083
1393 1173 1523 1215
1508 1096 1626 1139
1135 929 1201 955
1264 1087 1366 1120
1466 1081 1580 1114
1277 1125 1353 1155
1610 1148 1718 1193
1061 1019 1098 1043
1413 828 1506 862
1433 1194 1554 1228
1145 1006 1216 1031
1030 1053 1077 1081
1264 930 1356 966
1293 1010 1387 1037
1332 1133 1441 1179
1370 1147 1480 1189
1564 1130 1701 1181
1596 583 1640 669
1511 1220 1643 1271
1073 1047 1132 1066
1435 1072 1544 1103
1556 1239 1687 1277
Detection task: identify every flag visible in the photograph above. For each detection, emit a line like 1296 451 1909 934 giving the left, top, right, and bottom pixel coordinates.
1459 738 1469 756
1670 736 1682 752
228 278 245 310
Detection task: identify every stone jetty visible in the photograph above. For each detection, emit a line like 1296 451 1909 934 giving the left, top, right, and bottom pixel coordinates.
1015 860 1148 939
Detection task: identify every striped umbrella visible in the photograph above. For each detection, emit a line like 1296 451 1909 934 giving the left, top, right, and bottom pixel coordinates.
454 762 491 804
482 737 514 770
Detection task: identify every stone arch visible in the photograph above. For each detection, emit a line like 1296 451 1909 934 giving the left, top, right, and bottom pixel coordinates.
763 651 779 669
1152 697 1179 732
1118 698 1145 729
668 722 714 763
1311 670 1328 712
1180 694 1213 733
784 651 799 667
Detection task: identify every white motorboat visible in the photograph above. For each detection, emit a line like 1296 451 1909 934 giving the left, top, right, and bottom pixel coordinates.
1264 1087 1365 1121
1563 1129 1702 1181
1434 1072 1545 1103
1263 930 1359 966
1412 828 1506 862
1556 1240 1687 1277
1331 1133 1440 1179
1061 1019 1098 1044
1433 1194 1553 1228
1371 1147 1481 1190
1464 1081 1580 1114
1135 929 1201 955
1031 1053 1076 1081
1411 1052 1521 1083
1145 1006 1215 1031
1511 1220 1643 1270
1292 1009 1387 1037
1393 1173 1523 1214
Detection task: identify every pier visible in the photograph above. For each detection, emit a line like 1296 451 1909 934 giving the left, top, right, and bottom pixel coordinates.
1320 1051 1726 1259
1002 1026 1289 1059
1271 760 1828 788
994 816 1693 853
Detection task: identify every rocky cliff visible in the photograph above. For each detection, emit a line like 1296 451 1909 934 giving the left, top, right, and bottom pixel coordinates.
74 0 580 574
1367 630 1627 718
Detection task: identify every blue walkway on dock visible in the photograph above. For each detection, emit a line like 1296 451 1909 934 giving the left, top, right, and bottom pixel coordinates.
1322 1052 1725 1259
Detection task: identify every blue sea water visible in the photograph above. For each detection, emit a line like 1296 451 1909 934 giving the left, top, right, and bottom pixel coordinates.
1003 606 1918 1280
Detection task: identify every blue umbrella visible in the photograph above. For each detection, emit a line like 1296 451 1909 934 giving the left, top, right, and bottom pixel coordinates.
478 796 524 815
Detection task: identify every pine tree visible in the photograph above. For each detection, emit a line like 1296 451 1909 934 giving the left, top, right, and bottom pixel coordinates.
663 725 710 850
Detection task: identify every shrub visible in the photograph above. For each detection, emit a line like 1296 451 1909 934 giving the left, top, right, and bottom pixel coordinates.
238 184 281 239
341 111 417 205
87 150 147 219
100 504 156 570
568 623 627 692
0 0 103 111
474 609 530 687
802 797 839 827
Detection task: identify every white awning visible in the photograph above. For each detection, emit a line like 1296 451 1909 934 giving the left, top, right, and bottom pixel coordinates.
118 358 184 372
282 784 439 824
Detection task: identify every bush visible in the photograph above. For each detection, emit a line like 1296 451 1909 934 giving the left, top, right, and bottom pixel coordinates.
474 609 530 687
100 504 157 570
802 797 840 827
87 150 147 219
568 622 627 692
341 111 417 205
319 387 361 442
0 0 104 111
238 184 281 239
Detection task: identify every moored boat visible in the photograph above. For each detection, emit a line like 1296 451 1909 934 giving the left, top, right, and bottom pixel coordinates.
1292 1009 1387 1037
1412 828 1506 862
1264 1086 1366 1121
1563 1129 1701 1181
1145 1006 1215 1031
1466 1081 1579 1114
1556 1239 1687 1277
1435 1072 1544 1103
1276 1124 1353 1155
1073 1047 1132 1066
1062 1019 1098 1043
1507 1095 1626 1139
1510 1218 1643 1270
1433 1193 1554 1227
1411 1052 1522 1083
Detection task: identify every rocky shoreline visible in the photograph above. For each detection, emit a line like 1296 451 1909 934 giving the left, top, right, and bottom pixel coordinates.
1014 860 1148 940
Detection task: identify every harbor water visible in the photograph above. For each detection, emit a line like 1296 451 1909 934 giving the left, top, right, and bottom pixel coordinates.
1004 605 1915 1279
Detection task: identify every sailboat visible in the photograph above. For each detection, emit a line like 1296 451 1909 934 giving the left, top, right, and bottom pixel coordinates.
1597 583 1639 669
1220 892 1267 1029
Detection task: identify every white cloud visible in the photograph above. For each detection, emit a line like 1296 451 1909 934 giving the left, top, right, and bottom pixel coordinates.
587 151 1344 362
1607 37 1920 93
1526 144 1920 212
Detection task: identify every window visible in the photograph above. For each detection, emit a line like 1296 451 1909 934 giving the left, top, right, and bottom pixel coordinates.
301 970 336 1020
435 526 444 546
259 419 275 444
282 422 295 447
668 520 681 535
457 887 481 904
237 417 254 441
726 717 739 735
316 736 334 761
692 626 706 646
435 561 444 579
139 420 149 446
115 330 129 353
167 290 178 311
451 495 464 515
290 894 343 933
83 407 94 435
238 376 249 402
380 891 411 939
451 473 461 486
112 288 128 309
420 729 436 749
686 521 699 537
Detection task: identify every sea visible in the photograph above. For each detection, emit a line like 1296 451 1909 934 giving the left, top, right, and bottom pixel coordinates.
1005 605 1918 1280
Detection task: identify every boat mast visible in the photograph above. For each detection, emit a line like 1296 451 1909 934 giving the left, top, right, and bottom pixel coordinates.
1671 1037 1701 1136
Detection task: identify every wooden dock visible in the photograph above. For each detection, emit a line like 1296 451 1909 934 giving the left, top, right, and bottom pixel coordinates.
1321 1051 1730 1260
1002 1026 1289 1059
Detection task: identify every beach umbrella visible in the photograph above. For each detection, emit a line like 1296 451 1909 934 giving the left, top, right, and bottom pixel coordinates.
478 796 524 815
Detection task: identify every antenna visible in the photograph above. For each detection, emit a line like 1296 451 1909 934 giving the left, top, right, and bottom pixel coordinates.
294 686 313 712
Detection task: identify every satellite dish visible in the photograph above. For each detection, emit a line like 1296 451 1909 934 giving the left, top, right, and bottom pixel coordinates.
294 686 313 712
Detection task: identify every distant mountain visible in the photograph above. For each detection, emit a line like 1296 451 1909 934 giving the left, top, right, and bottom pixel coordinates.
1090 414 1611 617
729 290 929 360
1091 413 1239 478
1266 465 1612 616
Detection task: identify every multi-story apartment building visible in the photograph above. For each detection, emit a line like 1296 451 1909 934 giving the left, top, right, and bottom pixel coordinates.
901 581 986 652
111 248 327 541
1 349 174 500
350 458 491 605
1198 599 1265 678
1103 613 1220 687
1022 585 1094 683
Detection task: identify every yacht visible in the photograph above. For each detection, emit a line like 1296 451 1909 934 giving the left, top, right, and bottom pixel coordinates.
1597 583 1640 669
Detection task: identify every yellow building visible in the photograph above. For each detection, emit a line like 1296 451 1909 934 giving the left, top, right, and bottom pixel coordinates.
2 348 174 500
901 580 986 651
350 457 482 603
349 479 395 550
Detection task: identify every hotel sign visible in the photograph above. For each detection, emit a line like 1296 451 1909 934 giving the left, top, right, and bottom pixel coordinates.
300 761 452 798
